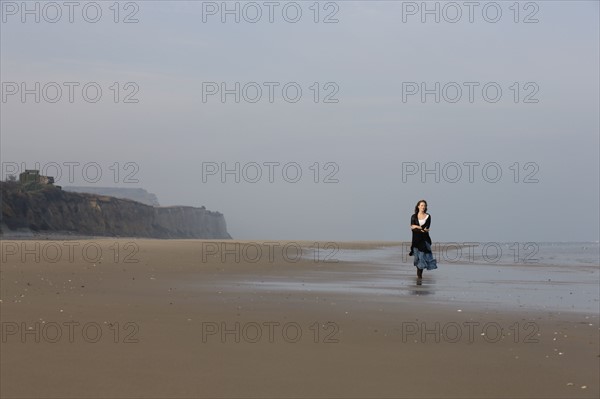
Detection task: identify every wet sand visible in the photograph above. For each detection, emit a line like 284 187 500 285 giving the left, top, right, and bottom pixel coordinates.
1 239 598 398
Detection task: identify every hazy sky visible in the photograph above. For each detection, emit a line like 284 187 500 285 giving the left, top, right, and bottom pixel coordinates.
1 0 599 243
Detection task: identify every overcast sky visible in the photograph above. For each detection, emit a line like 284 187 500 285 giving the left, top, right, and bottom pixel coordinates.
1 0 599 243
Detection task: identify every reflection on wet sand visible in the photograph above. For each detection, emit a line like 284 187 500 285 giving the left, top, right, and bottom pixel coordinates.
410 277 434 296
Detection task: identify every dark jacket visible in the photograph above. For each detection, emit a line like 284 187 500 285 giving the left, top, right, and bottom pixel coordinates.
409 213 432 255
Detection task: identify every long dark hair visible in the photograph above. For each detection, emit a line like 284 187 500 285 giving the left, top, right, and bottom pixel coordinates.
414 200 428 214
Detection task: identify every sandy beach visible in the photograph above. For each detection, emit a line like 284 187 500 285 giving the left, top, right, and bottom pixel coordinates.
1 239 598 398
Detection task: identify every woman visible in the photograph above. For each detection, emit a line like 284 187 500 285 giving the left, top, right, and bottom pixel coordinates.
409 200 438 278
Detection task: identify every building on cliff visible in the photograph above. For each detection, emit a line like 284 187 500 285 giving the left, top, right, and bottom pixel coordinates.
19 170 55 185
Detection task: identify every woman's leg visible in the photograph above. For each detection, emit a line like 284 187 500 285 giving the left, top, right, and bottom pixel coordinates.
414 249 423 278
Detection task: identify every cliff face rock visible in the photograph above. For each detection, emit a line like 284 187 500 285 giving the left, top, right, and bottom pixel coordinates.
153 206 230 239
0 182 231 239
63 186 160 206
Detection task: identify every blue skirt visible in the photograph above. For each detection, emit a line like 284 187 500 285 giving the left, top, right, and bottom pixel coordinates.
413 242 438 270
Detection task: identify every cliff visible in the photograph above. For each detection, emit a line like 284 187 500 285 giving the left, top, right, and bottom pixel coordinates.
0 182 231 239
63 186 160 206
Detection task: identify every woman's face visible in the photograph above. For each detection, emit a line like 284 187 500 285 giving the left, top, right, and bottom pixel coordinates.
418 202 426 212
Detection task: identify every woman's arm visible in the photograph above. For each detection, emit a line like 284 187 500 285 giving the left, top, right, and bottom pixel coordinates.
410 214 422 230
422 215 431 232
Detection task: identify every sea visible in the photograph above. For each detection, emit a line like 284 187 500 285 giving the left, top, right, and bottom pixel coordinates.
319 242 600 268
289 242 600 314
